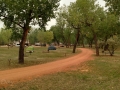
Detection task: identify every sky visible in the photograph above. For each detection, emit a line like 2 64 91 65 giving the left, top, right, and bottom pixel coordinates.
0 0 106 30
60 0 106 6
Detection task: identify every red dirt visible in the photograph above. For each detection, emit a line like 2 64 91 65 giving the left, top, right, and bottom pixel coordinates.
0 48 93 86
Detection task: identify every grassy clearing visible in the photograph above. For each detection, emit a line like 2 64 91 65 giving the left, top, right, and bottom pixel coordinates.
0 47 120 90
2 55 120 90
0 46 77 70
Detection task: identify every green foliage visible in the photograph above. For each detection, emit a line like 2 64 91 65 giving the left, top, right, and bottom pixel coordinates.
63 28 73 45
0 0 60 63
106 35 120 55
10 29 23 41
99 13 119 41
37 31 53 44
0 0 60 29
50 24 73 46
55 6 71 45
28 30 39 44
104 0 120 15
50 25 62 44
0 29 12 45
99 35 120 56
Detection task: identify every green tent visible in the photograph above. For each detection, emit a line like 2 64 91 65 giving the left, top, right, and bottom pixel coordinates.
26 46 34 53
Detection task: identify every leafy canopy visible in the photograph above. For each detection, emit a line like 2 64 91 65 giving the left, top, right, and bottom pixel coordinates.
104 0 120 15
0 0 60 29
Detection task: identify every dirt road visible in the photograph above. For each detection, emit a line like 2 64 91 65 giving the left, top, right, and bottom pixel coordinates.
0 48 93 85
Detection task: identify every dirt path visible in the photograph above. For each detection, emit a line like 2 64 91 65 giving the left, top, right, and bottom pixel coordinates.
0 48 93 86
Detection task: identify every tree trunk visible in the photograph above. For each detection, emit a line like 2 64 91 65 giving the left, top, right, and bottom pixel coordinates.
19 28 29 64
82 40 85 48
73 29 80 53
108 50 113 56
108 46 114 56
73 43 77 53
81 34 85 48
90 38 94 48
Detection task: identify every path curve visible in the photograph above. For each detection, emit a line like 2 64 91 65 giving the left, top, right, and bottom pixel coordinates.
0 48 93 85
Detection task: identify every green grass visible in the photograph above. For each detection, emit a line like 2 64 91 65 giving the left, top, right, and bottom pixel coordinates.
0 46 120 90
0 46 77 70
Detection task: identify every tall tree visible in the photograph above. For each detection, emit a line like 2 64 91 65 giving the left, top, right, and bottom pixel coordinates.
66 0 106 55
60 2 84 53
61 0 101 53
0 0 60 64
85 7 106 56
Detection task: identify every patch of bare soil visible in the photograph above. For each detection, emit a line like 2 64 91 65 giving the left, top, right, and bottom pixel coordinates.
0 48 93 87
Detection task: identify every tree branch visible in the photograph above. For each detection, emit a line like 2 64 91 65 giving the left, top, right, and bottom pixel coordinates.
70 23 80 29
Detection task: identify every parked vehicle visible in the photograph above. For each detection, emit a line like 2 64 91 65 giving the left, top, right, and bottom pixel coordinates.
35 43 40 46
15 43 28 47
48 45 56 51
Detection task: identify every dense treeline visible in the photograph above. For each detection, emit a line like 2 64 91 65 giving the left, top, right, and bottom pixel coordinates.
50 0 120 56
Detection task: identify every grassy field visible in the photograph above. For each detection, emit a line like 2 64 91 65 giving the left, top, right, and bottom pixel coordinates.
0 46 77 70
0 46 120 90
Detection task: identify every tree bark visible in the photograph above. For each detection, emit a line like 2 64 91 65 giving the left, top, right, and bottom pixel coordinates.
73 29 80 53
19 28 29 64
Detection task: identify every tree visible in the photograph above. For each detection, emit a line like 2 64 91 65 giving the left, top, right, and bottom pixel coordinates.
45 31 54 44
56 7 68 45
103 0 120 36
99 35 120 56
37 31 53 45
68 0 107 55
97 12 120 56
28 30 39 45
55 7 74 47
50 25 61 45
104 0 120 15
106 35 119 56
60 2 84 53
0 28 12 45
0 0 60 64
61 0 102 54
63 27 73 48
10 28 23 42
85 28 94 48
75 0 107 56
99 13 119 43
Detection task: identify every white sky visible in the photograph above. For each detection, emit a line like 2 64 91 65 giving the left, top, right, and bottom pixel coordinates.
0 0 106 30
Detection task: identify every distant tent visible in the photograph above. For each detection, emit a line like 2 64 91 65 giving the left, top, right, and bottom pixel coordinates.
26 46 34 53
